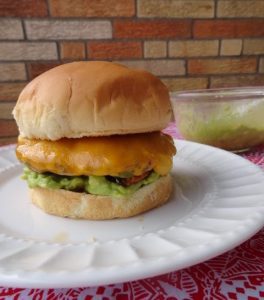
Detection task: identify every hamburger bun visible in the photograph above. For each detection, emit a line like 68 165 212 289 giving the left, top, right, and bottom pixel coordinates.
13 61 172 141
30 174 172 219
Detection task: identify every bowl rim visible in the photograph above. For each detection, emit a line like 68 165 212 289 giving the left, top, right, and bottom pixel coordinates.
170 86 264 102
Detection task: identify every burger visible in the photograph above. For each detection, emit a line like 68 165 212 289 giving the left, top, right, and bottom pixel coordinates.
12 61 176 219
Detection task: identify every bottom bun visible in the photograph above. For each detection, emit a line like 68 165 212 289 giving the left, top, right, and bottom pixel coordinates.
30 175 173 220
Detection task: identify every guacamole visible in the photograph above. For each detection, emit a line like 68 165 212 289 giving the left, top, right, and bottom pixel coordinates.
176 101 264 151
22 167 160 197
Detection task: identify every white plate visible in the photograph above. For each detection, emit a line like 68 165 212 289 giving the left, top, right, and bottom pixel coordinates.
0 140 263 288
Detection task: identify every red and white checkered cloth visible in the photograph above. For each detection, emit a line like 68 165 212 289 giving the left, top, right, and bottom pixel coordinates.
1 123 263 299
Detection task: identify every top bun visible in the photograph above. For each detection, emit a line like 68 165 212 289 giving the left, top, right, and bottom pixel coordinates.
13 61 172 140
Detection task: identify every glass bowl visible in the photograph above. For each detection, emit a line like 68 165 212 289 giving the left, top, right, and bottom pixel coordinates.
170 87 264 152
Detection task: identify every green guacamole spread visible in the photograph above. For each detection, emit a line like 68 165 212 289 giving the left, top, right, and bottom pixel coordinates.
176 102 264 151
22 167 160 197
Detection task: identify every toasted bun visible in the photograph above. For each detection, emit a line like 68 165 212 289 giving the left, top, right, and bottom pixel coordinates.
13 61 172 140
30 175 172 220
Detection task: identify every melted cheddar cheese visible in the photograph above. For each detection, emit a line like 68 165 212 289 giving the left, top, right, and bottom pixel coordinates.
16 132 176 176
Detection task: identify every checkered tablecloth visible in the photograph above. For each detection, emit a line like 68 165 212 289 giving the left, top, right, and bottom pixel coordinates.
1 124 263 299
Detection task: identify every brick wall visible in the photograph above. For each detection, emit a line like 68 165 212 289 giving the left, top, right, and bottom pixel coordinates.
0 0 264 144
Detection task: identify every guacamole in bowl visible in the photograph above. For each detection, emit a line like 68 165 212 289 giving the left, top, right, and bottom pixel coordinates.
171 88 264 152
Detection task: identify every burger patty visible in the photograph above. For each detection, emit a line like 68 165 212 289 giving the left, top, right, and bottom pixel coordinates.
106 170 152 187
16 132 176 177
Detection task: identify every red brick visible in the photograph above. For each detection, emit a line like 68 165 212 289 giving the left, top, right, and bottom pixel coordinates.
194 19 264 38
60 42 85 60
88 41 142 59
50 0 134 17
114 20 191 39
260 58 264 73
188 58 257 75
0 0 47 17
28 63 61 80
0 120 18 137
0 102 15 119
0 83 26 101
0 137 17 146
